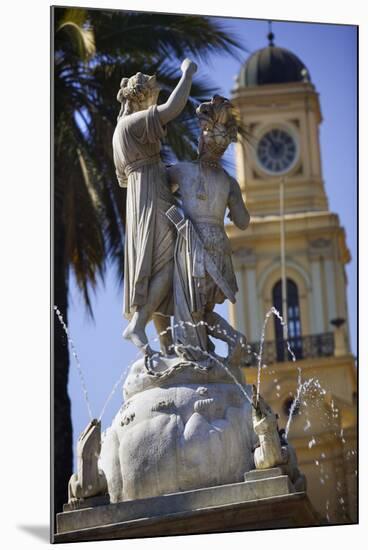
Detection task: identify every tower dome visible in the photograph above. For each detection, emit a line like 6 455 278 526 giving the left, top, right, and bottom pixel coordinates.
236 32 310 88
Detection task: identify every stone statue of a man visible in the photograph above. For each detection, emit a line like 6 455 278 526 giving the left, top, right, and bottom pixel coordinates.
113 59 197 355
167 95 250 363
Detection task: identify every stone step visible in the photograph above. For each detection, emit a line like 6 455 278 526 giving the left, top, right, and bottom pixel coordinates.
244 467 288 481
57 474 294 534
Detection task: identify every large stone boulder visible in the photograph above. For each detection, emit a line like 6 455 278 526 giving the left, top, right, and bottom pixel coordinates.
100 356 256 502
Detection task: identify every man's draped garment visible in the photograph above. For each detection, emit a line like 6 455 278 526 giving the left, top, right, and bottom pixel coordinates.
172 163 238 360
113 106 175 319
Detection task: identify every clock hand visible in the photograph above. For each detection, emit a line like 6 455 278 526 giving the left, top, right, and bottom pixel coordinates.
267 136 278 156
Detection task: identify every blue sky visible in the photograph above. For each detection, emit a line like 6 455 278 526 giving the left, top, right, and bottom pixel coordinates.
65 17 357 460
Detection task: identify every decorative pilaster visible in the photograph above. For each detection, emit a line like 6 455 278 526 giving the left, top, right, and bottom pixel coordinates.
232 248 259 342
324 258 337 322
309 238 333 334
310 260 324 334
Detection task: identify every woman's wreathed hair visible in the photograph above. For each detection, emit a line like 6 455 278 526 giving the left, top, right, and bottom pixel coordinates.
116 72 158 119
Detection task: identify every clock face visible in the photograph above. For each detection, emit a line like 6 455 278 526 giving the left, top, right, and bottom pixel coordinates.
257 128 297 174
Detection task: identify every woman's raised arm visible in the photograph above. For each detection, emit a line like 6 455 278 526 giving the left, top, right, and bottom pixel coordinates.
157 59 197 125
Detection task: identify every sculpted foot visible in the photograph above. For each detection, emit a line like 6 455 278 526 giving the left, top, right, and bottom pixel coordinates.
124 315 163 358
123 319 152 355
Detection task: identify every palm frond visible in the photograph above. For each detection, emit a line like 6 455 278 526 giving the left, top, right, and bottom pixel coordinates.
87 11 246 63
55 8 96 61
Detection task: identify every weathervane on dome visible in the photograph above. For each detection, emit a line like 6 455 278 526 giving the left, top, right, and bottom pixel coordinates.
268 20 275 46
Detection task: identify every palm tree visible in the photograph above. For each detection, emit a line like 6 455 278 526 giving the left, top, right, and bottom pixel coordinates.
52 6 244 517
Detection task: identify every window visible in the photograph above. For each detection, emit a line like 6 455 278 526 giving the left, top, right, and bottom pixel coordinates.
272 278 303 361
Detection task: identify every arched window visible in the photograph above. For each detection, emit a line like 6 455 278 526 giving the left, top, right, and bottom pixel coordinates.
272 278 302 361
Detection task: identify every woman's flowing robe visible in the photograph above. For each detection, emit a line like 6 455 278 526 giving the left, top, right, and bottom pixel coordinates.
113 105 175 319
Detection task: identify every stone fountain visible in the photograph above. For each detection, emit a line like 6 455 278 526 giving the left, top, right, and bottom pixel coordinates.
54 59 318 542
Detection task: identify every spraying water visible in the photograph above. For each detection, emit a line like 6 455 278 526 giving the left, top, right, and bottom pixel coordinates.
256 306 297 405
98 362 133 421
54 305 343 461
54 305 93 421
285 377 327 437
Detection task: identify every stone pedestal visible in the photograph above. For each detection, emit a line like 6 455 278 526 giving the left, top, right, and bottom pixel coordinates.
54 470 320 542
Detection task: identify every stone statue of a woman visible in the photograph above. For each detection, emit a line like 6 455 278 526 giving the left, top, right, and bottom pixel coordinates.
113 59 197 354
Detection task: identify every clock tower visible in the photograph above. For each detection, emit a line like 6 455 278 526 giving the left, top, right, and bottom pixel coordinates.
227 31 357 524
233 30 328 217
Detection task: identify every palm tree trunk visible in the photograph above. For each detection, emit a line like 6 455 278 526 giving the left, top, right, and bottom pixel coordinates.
52 217 73 524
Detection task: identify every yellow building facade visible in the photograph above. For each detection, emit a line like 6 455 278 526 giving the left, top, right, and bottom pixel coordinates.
228 34 357 523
